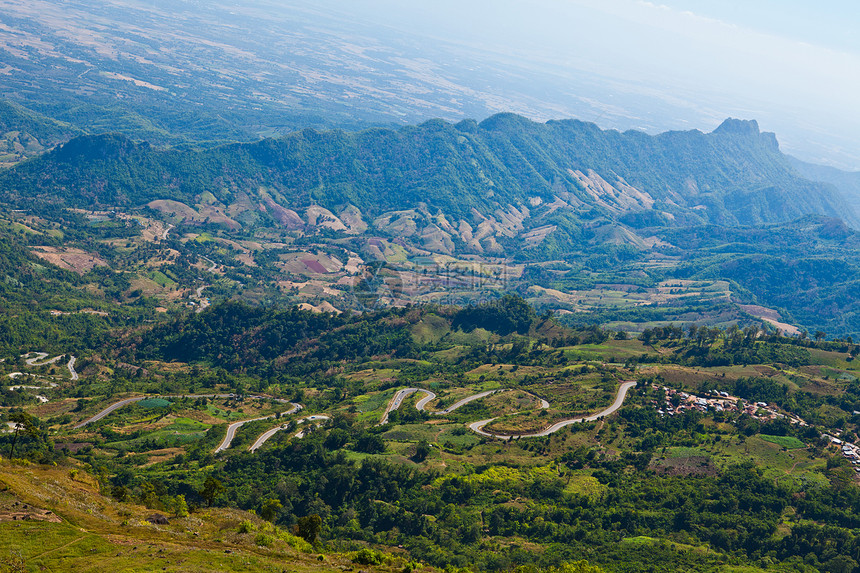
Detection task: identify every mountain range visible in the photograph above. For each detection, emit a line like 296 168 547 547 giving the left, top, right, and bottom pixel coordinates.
2 114 857 262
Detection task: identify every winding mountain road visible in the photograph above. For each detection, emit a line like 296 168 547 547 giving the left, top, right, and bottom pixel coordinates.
216 416 273 453
382 387 538 421
249 425 289 452
5 352 77 405
73 389 306 451
73 393 299 430
194 285 210 313
249 414 331 451
433 389 504 414
380 388 422 424
73 395 149 429
24 352 62 367
214 401 302 453
67 355 78 381
292 414 332 440
161 223 174 241
201 256 217 273
72 379 636 450
17 352 78 381
469 381 637 439
414 389 437 412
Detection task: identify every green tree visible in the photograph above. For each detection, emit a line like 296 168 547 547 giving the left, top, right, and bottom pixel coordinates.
355 432 385 454
259 498 283 522
7 411 39 459
413 439 431 462
200 475 224 507
294 514 322 545
173 494 189 518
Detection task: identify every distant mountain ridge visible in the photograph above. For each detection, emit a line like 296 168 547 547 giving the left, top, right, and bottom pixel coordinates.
0 100 82 167
1 114 856 257
788 156 860 217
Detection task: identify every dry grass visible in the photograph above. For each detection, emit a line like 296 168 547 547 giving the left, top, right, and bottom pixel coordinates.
0 460 403 572
30 246 108 274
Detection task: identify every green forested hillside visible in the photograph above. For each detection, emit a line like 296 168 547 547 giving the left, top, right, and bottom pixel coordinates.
1 115 853 229
0 100 82 166
657 217 860 336
0 100 81 145
789 155 860 216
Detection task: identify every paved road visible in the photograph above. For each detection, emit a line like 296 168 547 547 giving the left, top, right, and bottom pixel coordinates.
216 416 272 453
161 223 174 241
194 285 210 313
469 381 637 440
249 425 287 452
248 413 331 451
73 393 266 429
6 353 70 404
73 396 147 429
292 414 331 440
432 389 504 414
414 389 437 412
9 383 57 390
24 352 64 367
201 256 217 273
67 356 78 381
215 401 302 453
527 393 551 409
379 388 420 424
18 352 78 380
381 387 524 424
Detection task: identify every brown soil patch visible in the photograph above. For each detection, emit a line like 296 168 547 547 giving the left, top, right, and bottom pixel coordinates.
236 253 257 267
179 410 229 425
0 497 62 523
147 199 199 220
31 247 108 274
142 447 183 467
796 376 841 396
752 365 779 376
650 455 718 476
738 304 781 321
650 365 722 387
50 309 108 317
297 302 341 314
198 206 240 229
33 399 78 417
739 305 800 336
54 442 94 453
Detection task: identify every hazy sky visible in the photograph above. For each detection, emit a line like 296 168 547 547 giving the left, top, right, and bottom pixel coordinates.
319 0 860 168
12 0 855 166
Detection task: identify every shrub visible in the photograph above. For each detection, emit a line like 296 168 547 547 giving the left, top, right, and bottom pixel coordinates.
353 547 385 565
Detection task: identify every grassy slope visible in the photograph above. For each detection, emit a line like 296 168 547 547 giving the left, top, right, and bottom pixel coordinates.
0 460 403 573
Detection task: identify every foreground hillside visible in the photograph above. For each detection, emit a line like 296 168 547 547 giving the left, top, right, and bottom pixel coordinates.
0 461 357 572
3 301 860 572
